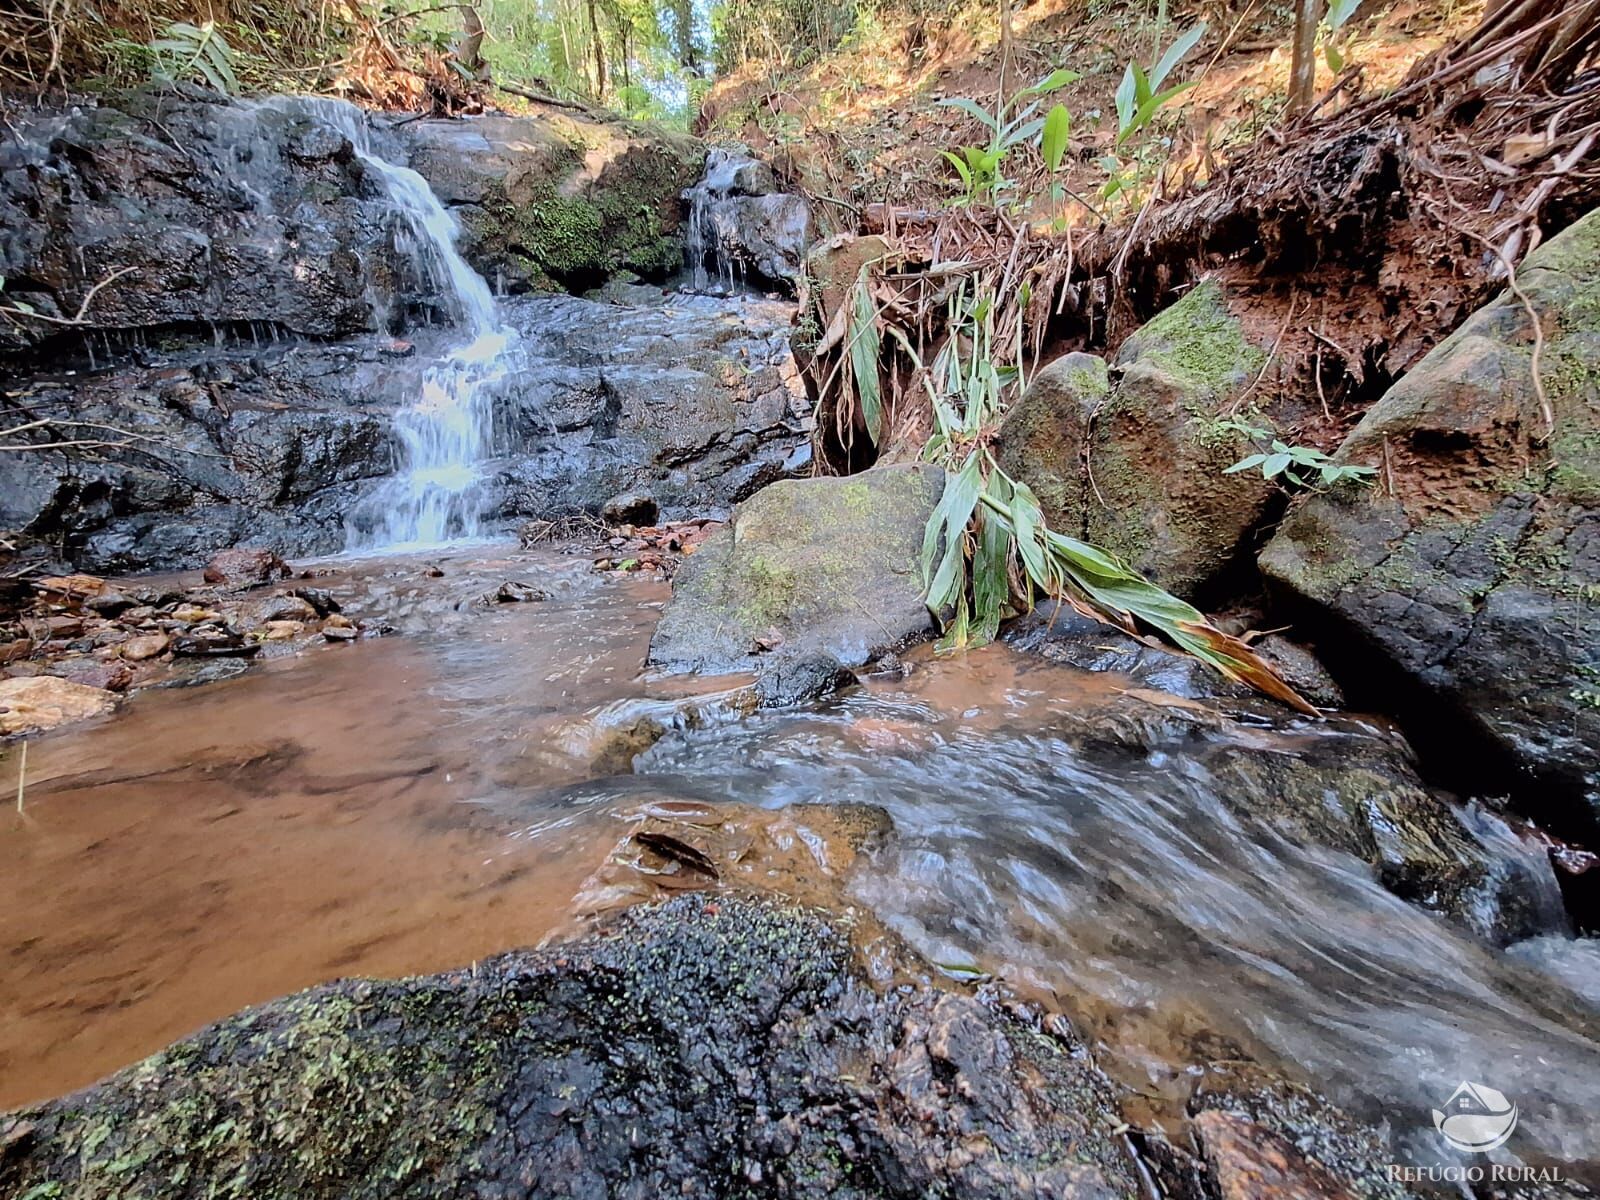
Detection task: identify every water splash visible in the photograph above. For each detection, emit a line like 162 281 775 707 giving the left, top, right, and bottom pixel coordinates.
254 98 514 549
682 149 750 294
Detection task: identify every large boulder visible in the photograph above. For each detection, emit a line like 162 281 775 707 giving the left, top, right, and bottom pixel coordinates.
997 280 1275 598
408 109 704 290
1260 211 1600 824
648 464 944 672
0 895 1142 1200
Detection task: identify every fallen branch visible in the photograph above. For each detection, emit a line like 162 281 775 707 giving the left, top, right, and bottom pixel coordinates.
0 266 136 327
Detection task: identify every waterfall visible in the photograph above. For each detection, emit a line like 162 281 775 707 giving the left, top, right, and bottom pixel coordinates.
682 150 748 294
254 98 514 549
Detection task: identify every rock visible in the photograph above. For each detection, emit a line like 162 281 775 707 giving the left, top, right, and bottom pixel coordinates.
648 464 946 672
682 148 813 289
601 491 660 526
484 581 550 604
0 676 116 734
261 620 305 640
0 896 1139 1200
291 588 342 616
405 111 704 290
120 634 171 662
171 631 261 658
996 280 1274 598
322 624 358 642
46 659 133 693
241 594 319 625
1194 1111 1356 1200
0 97 408 357
1005 612 1345 709
1260 210 1600 824
1189 1064 1410 1200
753 652 854 707
202 549 292 590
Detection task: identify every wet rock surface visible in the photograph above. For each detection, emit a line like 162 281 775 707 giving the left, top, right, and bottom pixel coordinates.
3 291 807 573
682 147 813 290
0 895 1143 1200
1260 211 1600 828
648 464 945 673
404 109 703 290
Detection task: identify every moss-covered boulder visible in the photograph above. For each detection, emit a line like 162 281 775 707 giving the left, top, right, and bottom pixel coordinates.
996 281 1273 599
404 108 704 290
1260 211 1600 825
0 895 1142 1200
648 464 944 672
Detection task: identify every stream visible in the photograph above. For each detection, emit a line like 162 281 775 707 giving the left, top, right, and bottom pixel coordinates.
3 543 1598 1180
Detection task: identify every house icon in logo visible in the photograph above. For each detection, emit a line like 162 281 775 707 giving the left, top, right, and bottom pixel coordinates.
1432 1081 1519 1153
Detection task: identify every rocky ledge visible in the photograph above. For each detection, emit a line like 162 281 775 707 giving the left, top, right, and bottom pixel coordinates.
0 893 1439 1200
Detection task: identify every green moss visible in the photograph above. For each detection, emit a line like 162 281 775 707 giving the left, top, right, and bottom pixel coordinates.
1119 279 1266 400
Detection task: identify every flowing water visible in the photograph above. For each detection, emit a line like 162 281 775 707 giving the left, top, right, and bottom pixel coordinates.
248 99 517 549
3 545 1598 1180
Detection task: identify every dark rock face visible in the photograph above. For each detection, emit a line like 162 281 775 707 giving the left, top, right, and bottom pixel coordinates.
0 92 431 356
996 282 1276 599
0 896 1142 1200
3 291 807 573
1260 211 1600 827
648 464 945 673
682 148 813 290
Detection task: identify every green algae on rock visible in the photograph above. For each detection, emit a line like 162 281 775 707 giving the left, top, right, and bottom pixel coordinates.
996 280 1275 599
0 895 1142 1200
647 464 946 673
1260 209 1600 826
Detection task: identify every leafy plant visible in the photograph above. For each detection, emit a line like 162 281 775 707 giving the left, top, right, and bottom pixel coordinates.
1218 420 1376 489
906 286 1314 713
1321 0 1363 73
148 20 239 95
1112 22 1206 144
1098 23 1206 206
939 67 1080 205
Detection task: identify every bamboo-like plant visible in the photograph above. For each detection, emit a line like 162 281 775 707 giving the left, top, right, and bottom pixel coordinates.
848 277 1316 713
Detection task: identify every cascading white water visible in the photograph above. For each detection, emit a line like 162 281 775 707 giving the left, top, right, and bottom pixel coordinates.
254 98 514 549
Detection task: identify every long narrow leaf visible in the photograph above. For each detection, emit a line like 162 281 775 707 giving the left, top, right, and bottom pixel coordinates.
1150 22 1207 91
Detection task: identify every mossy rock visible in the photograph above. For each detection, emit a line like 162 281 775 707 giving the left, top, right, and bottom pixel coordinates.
1260 208 1600 824
996 281 1272 599
404 111 705 289
0 894 1142 1200
648 464 945 672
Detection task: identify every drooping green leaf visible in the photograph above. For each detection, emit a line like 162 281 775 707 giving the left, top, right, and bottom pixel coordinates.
1223 453 1268 474
1023 67 1083 98
847 268 883 444
938 96 1001 133
922 453 985 611
1263 451 1292 477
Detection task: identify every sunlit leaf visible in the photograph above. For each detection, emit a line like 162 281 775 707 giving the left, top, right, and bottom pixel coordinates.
1041 103 1071 172
1150 22 1207 91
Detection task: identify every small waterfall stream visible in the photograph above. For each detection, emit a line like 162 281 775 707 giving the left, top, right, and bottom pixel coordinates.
256 99 516 549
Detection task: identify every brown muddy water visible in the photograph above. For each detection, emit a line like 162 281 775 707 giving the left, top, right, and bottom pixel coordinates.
3 543 1599 1179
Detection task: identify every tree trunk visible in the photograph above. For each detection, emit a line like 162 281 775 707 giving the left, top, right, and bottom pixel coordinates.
586 0 606 101
1289 0 1321 113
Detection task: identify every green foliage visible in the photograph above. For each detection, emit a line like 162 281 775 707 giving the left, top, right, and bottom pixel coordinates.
1099 22 1205 206
938 68 1080 205
147 20 239 95
904 285 1312 711
1321 0 1363 73
1218 420 1376 489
